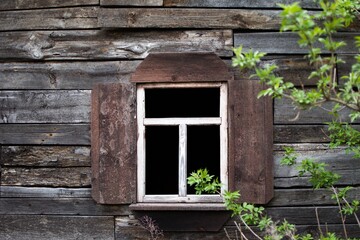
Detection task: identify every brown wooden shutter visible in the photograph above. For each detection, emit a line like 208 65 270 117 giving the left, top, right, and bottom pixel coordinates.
228 79 274 204
91 83 137 204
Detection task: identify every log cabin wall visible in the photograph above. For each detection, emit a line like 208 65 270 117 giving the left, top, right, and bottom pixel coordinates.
0 0 359 239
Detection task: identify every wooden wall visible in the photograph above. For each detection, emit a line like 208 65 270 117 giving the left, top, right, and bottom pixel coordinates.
0 0 359 239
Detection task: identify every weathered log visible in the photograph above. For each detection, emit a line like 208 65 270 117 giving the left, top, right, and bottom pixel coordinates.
163 0 318 9
0 61 140 90
1 146 90 167
99 8 281 29
0 0 99 10
230 56 319 86
0 90 90 123
0 30 232 60
1 167 91 187
274 125 330 143
0 215 114 240
235 32 359 54
101 0 162 6
270 187 360 207
0 7 99 31
0 124 90 145
0 199 130 215
274 97 358 124
0 186 91 198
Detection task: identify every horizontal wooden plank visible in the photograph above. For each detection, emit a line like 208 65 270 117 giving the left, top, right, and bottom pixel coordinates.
0 7 99 31
222 224 360 239
270 187 360 207
265 206 359 225
274 97 357 124
99 8 281 29
230 56 319 86
0 0 99 10
0 186 91 198
0 61 140 90
0 90 90 123
1 146 90 167
0 215 114 240
274 125 330 143
163 0 319 9
274 148 360 187
0 198 130 215
116 216 231 240
0 124 90 145
0 30 232 60
235 32 359 54
101 0 162 6
1 167 91 187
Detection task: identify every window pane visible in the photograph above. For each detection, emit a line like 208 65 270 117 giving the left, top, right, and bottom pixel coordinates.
187 126 220 194
146 126 178 194
145 88 219 118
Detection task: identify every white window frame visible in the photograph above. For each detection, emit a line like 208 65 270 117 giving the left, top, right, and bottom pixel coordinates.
137 82 228 203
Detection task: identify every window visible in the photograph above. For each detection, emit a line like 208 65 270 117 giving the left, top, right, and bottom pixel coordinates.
137 83 228 202
91 52 273 207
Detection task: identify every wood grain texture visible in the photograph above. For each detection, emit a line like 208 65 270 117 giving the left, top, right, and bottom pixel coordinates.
163 0 318 9
270 187 360 207
274 148 360 187
101 0 162 6
0 199 130 215
1 146 90 167
0 30 232 60
99 8 281 29
0 0 99 10
91 83 137 204
235 32 359 54
0 124 90 145
0 61 140 90
0 215 114 240
0 90 90 123
131 52 233 83
228 80 273 204
274 97 358 124
1 167 91 187
265 206 359 225
274 125 330 143
0 186 91 198
231 56 319 86
0 7 99 31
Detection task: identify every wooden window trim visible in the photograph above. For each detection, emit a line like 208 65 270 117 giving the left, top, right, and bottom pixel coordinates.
91 52 274 208
137 82 228 203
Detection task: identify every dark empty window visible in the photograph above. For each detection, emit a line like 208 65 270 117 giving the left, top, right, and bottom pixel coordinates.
137 83 228 202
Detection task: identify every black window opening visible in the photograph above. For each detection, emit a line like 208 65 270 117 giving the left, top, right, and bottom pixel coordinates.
145 88 220 118
145 125 220 195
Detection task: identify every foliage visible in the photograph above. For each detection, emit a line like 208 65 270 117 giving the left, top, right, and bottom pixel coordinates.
188 0 360 239
232 0 360 157
187 168 222 194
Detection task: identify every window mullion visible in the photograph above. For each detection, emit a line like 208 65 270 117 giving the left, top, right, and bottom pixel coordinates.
179 124 187 197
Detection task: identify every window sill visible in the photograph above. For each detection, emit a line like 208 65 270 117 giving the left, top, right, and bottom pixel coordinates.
130 203 231 232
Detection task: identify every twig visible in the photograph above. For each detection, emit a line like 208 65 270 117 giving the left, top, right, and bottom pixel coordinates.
239 217 263 240
332 186 349 239
315 207 324 237
224 228 232 240
342 196 360 228
235 221 249 240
